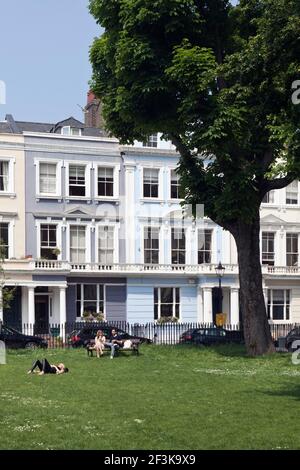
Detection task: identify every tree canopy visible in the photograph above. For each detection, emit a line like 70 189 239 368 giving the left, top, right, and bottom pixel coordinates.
89 0 300 227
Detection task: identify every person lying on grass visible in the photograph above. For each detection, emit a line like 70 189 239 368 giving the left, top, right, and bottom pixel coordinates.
27 358 69 375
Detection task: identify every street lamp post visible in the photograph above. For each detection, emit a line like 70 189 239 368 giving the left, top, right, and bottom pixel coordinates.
215 262 225 321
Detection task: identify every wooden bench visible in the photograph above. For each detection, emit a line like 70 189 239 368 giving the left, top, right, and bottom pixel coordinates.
86 341 140 357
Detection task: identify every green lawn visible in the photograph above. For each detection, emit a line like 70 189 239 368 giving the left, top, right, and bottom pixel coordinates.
0 345 300 450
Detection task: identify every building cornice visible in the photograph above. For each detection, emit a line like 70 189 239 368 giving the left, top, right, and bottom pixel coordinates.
0 139 121 158
121 146 178 157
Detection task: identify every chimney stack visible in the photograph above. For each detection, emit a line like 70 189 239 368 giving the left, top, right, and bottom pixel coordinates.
84 91 105 129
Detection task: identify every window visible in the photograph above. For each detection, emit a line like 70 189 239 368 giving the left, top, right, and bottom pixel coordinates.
268 290 290 321
198 230 212 264
69 165 86 197
262 232 275 266
98 167 114 197
0 161 9 192
76 284 104 318
143 133 158 148
39 163 57 194
143 168 159 198
262 191 275 204
286 233 298 266
71 128 81 136
144 227 159 264
61 126 82 136
171 228 185 264
98 226 114 264
40 224 57 260
286 181 298 205
154 287 180 320
0 223 9 259
70 225 86 263
170 170 180 199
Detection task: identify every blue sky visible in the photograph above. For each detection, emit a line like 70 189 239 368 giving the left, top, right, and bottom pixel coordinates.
0 0 101 123
0 0 239 124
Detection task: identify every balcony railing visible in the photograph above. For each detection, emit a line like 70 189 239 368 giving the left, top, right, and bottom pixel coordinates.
3 259 300 276
263 265 300 275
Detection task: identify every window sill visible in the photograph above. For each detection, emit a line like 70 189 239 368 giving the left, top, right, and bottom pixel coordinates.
66 196 91 201
140 198 165 205
281 205 300 209
167 198 183 205
36 194 62 201
94 196 120 203
0 192 16 199
268 320 292 324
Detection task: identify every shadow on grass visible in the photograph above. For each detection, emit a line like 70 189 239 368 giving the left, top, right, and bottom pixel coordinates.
260 383 300 401
177 343 248 358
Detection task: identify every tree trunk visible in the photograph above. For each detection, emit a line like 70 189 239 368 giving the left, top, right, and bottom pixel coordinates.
230 212 275 356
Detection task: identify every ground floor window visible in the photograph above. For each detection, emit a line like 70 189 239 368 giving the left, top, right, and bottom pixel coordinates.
76 284 104 319
267 289 290 321
154 287 180 320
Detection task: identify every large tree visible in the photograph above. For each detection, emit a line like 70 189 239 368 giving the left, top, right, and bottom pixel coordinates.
89 0 300 355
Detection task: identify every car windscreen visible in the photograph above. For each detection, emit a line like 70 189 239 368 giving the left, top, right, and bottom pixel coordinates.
1 326 20 335
206 329 226 336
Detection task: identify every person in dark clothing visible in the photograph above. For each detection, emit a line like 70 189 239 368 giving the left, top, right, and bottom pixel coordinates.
106 328 125 359
27 359 69 375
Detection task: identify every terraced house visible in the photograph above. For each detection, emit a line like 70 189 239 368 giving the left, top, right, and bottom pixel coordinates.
0 110 300 331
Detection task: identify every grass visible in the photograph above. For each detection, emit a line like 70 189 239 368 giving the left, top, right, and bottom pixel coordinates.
0 344 300 450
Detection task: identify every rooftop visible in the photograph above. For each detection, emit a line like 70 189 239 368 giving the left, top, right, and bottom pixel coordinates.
0 114 107 138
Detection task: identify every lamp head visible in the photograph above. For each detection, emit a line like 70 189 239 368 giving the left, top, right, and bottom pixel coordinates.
215 261 225 278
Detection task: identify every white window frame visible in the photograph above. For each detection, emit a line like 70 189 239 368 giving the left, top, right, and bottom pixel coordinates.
36 221 62 260
261 231 276 266
0 157 15 196
267 289 290 322
198 229 213 264
262 190 275 205
67 223 91 264
94 164 120 200
61 126 82 136
286 181 299 205
141 166 163 201
168 168 182 201
171 226 186 265
142 225 162 265
96 223 119 264
0 219 14 259
143 133 158 148
154 287 181 321
65 161 91 199
35 159 62 198
76 283 106 320
286 232 299 267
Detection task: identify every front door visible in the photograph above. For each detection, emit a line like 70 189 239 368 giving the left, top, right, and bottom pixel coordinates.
212 287 223 325
35 295 49 334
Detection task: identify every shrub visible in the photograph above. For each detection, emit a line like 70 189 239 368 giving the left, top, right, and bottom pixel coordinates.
156 316 179 324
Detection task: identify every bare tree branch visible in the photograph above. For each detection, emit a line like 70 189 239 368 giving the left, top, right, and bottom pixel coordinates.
264 174 295 191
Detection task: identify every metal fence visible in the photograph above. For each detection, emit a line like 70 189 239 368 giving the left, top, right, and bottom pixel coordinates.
1 321 298 348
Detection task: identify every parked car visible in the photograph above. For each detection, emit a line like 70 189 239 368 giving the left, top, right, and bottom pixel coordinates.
284 327 300 352
0 325 48 349
67 324 152 348
179 327 244 346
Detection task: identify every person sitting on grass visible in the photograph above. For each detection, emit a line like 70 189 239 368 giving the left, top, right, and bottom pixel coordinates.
94 330 106 358
27 358 69 375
